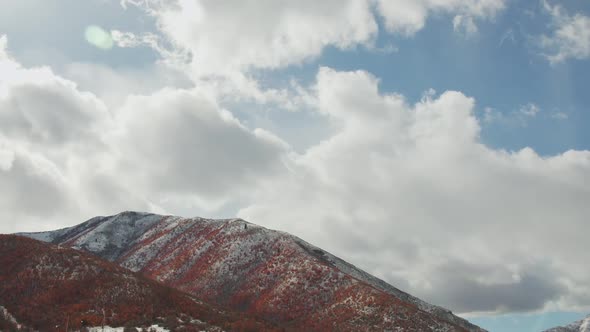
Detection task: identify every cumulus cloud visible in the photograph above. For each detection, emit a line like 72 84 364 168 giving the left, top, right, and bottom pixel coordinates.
115 0 508 106
239 68 590 314
0 147 74 233
0 71 110 148
111 88 289 201
120 0 509 75
375 0 506 36
540 1 590 63
112 1 380 108
420 261 566 313
128 0 377 75
0 143 15 171
0 36 144 230
62 61 192 108
0 35 288 231
0 38 110 147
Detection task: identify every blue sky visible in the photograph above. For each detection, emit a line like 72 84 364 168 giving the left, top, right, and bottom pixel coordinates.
1 1 589 331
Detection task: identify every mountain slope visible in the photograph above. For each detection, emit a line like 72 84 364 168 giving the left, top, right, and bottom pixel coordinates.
544 315 590 332
23 211 486 332
0 235 279 332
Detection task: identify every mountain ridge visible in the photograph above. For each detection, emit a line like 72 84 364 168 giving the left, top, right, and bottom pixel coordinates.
21 211 486 332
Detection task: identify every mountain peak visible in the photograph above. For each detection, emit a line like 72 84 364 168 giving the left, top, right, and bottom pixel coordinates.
20 212 486 331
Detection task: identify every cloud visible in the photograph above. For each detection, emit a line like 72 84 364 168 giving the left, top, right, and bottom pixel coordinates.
113 1 382 109
375 0 506 36
519 103 540 117
115 0 507 106
0 142 78 233
0 36 288 232
62 61 192 108
420 261 566 313
0 38 110 147
128 0 377 75
0 145 14 171
499 28 516 47
0 36 147 231
111 88 289 201
0 35 7 58
540 1 590 64
239 67 590 314
551 112 568 120
0 72 110 148
482 103 540 127
453 15 478 36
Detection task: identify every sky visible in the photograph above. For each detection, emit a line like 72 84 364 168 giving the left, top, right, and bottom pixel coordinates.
0 1 589 331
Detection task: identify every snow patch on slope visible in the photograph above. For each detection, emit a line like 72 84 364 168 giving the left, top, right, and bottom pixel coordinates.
17 226 73 242
545 314 590 332
0 305 22 329
63 212 163 261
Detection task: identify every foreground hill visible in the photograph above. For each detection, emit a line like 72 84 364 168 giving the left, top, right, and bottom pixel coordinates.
23 211 485 332
0 235 279 331
544 315 590 332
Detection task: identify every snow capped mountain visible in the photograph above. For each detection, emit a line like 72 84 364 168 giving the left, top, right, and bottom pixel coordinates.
0 234 278 331
21 211 486 332
544 315 590 332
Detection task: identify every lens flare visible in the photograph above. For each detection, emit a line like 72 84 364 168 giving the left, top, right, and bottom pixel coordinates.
84 25 113 50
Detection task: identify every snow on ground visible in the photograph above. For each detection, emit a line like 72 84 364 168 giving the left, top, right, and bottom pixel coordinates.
545 314 590 332
0 305 22 329
87 327 124 332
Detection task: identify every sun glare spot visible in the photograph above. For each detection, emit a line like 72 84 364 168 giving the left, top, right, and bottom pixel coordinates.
84 25 114 50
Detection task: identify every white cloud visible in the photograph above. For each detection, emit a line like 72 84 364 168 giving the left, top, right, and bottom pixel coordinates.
114 1 383 110
551 112 568 120
540 1 590 64
376 0 506 36
110 30 191 69
519 103 540 117
0 146 74 232
114 0 508 106
0 144 15 171
498 28 516 47
482 103 541 127
239 68 590 314
453 14 478 36
130 0 377 75
0 36 147 231
62 61 192 108
0 36 289 232
0 35 7 59
110 88 290 202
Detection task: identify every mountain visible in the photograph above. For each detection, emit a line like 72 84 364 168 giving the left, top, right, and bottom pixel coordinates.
0 234 279 331
544 315 590 332
22 211 486 332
